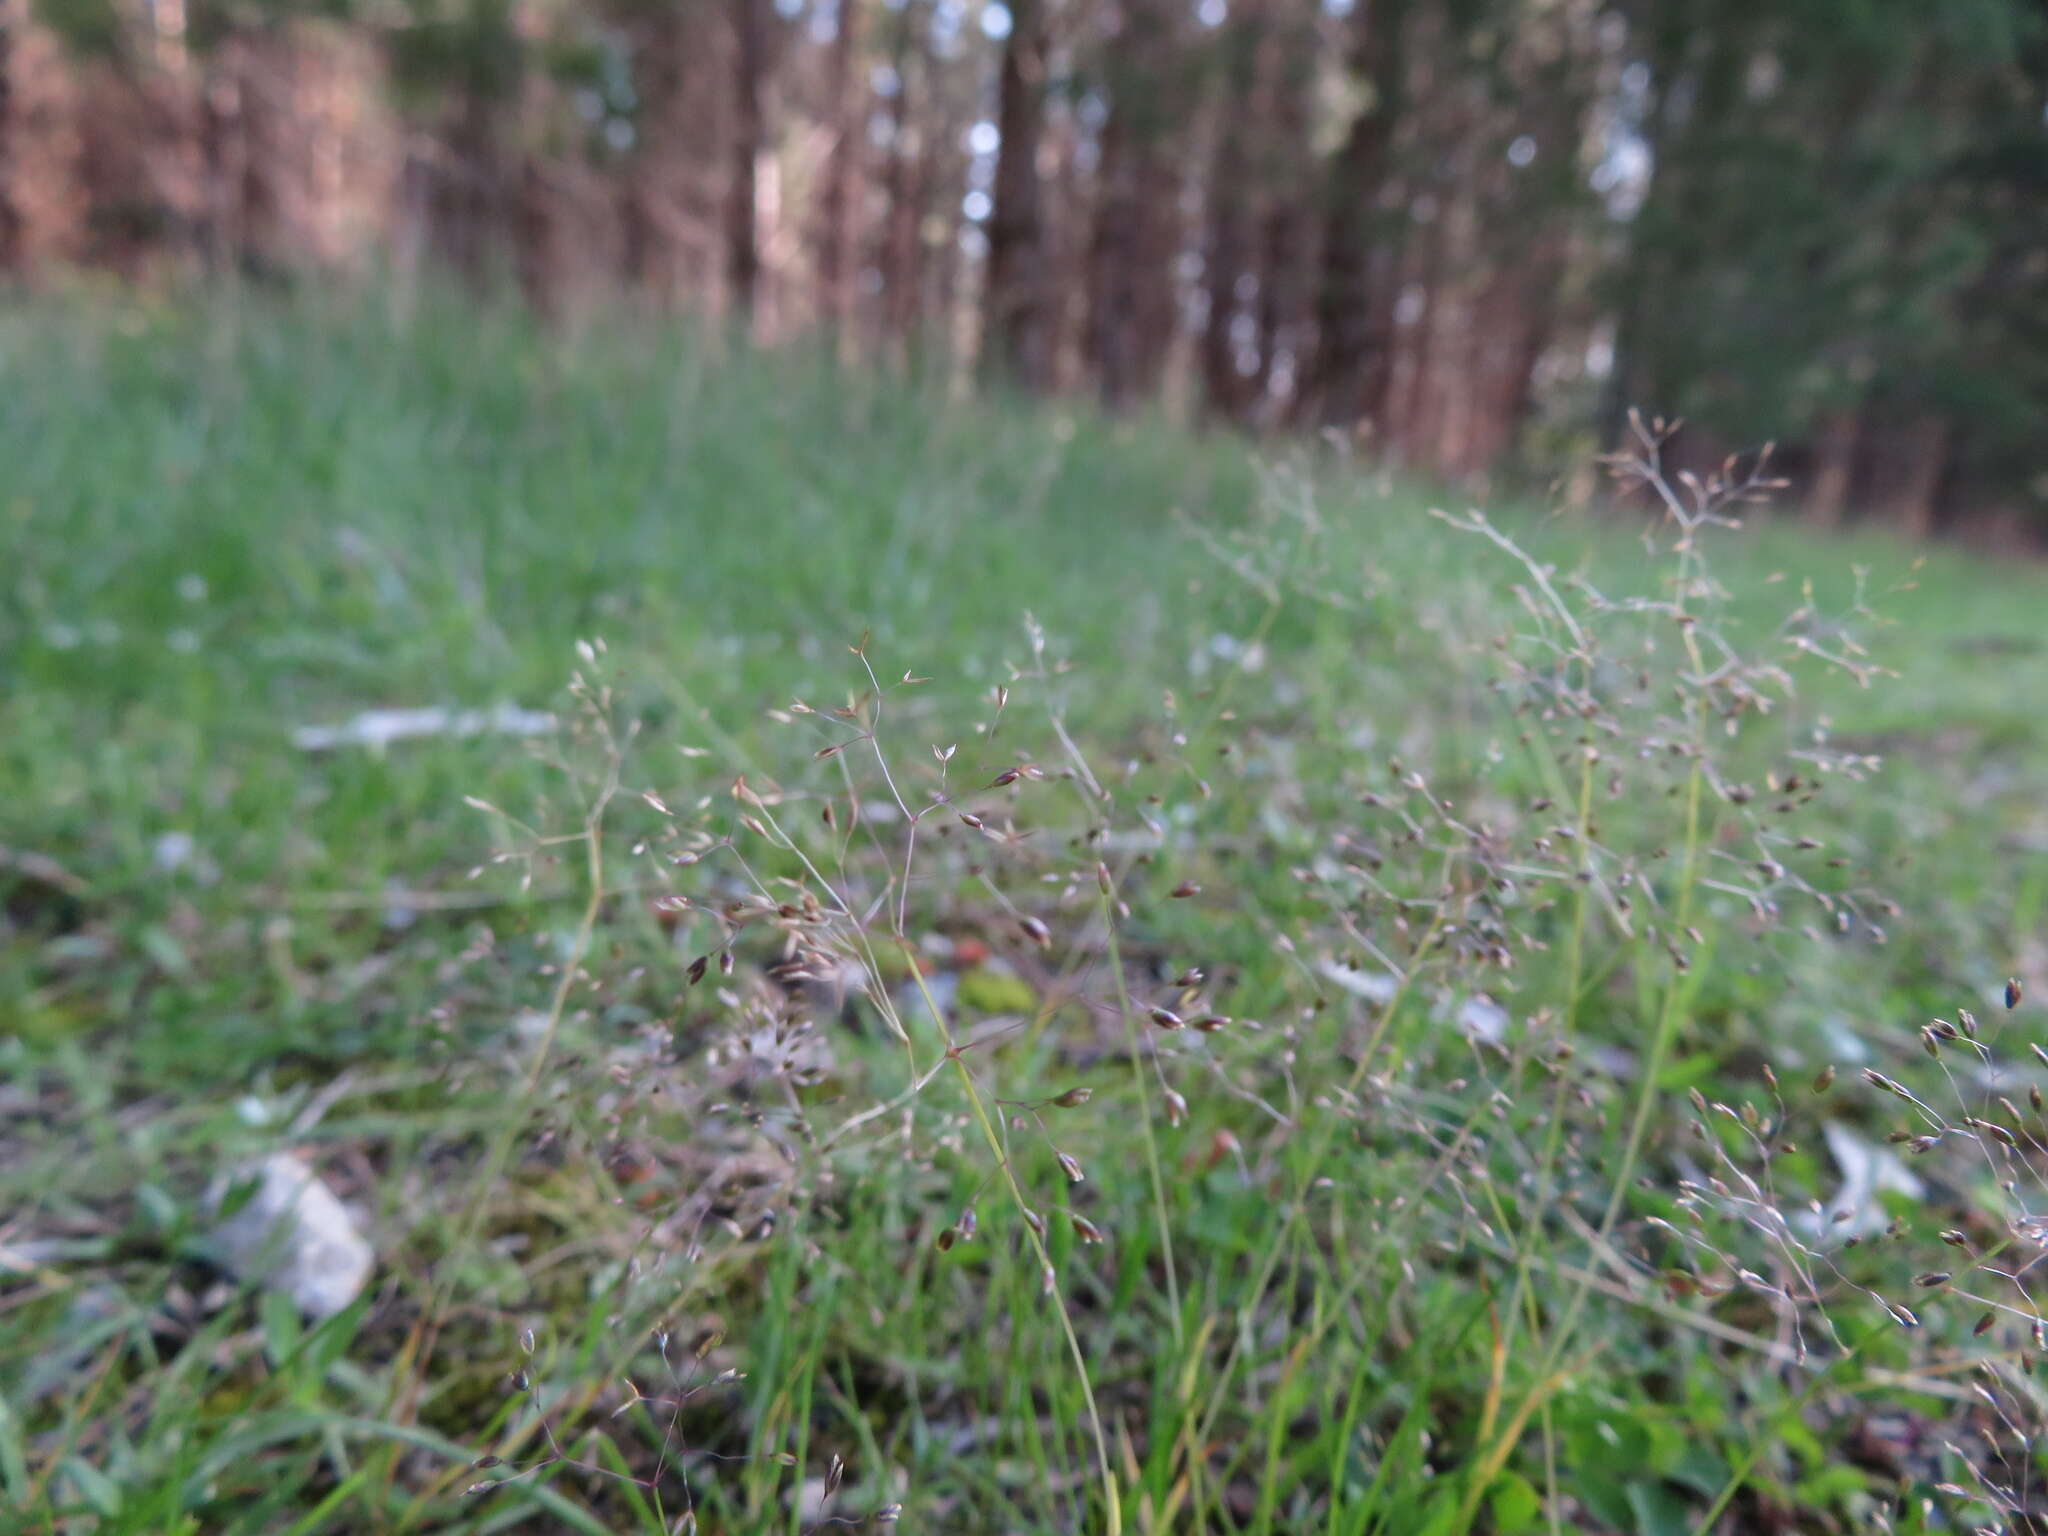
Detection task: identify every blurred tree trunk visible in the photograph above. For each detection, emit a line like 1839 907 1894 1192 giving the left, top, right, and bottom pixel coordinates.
1883 414 1950 537
1805 408 1861 524
446 94 502 280
1302 0 1405 435
726 0 764 321
1198 8 1262 421
1249 3 1316 420
1085 0 1184 410
621 16 685 301
982 0 1049 388
813 0 861 347
197 41 248 276
0 0 21 273
879 2 927 351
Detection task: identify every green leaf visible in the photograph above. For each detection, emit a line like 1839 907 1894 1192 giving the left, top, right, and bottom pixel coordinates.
260 1287 303 1373
0 1390 29 1502
1625 1478 1693 1536
1489 1470 1544 1533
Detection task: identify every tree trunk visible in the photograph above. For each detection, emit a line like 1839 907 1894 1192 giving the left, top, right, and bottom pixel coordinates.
1197 12 1260 421
981 0 1048 388
1084 0 1182 411
197 41 247 277
1805 408 1860 526
1302 0 1405 434
0 0 21 274
1249 9 1314 421
814 0 861 347
622 11 689 302
879 3 926 351
726 0 764 323
1884 414 1950 539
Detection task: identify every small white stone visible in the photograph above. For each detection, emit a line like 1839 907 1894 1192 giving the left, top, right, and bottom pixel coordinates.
206 1153 373 1319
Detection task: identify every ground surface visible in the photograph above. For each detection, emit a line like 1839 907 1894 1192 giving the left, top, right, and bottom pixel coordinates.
4 294 2047 1534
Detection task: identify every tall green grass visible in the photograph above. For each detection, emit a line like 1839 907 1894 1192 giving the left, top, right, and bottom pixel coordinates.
2 292 2045 1534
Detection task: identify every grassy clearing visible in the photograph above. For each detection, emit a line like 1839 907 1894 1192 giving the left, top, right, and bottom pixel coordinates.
3 292 2047 1534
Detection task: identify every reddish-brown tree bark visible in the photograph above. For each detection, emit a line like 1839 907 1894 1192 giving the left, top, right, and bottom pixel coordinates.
982 0 1050 388
1301 0 1406 434
726 0 765 319
0 0 21 273
813 0 862 344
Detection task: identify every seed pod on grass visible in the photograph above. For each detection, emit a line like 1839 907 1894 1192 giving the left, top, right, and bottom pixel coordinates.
1162 1088 1188 1127
1969 1117 2019 1149
1052 1087 1092 1108
2008 977 2023 1009
1057 1152 1085 1184
1148 1007 1184 1030
1976 1312 1998 1337
1915 1272 1951 1288
1071 1213 1106 1244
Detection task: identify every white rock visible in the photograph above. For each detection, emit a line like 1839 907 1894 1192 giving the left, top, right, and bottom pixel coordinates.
206 1153 373 1319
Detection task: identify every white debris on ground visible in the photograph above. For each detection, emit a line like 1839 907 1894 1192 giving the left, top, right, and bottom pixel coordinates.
1317 959 1399 1003
206 1153 373 1319
291 705 555 752
1455 994 1510 1045
1807 1121 1926 1242
1315 959 1516 1046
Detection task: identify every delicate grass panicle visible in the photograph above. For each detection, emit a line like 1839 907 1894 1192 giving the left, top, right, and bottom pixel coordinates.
320 413 2034 1534
6 318 2041 1535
